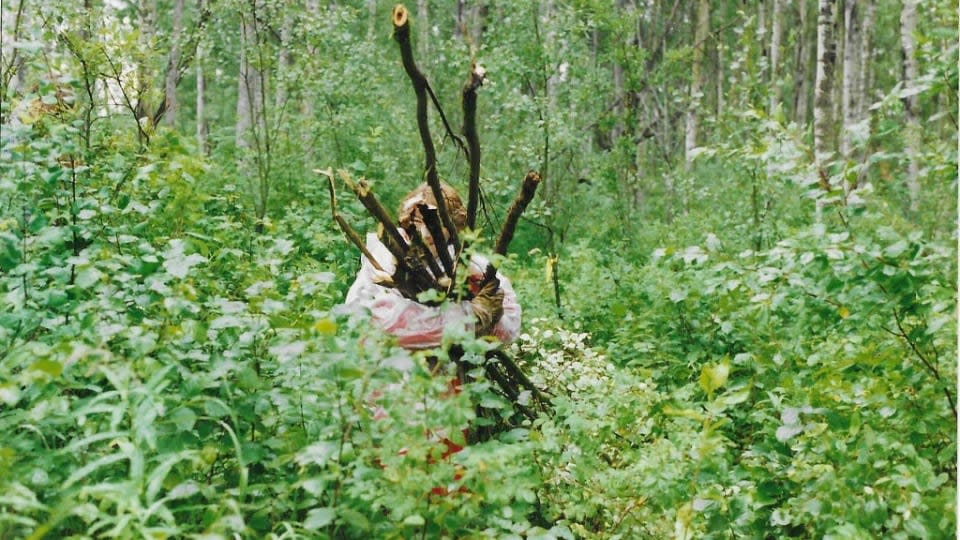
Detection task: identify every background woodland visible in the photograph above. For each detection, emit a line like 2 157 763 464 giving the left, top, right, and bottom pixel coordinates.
1 0 957 537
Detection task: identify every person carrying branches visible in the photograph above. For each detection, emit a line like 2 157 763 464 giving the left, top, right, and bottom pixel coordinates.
324 5 549 441
344 182 521 350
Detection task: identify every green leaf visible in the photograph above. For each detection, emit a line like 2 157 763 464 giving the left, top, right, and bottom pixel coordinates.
203 398 231 419
304 507 336 530
402 514 425 526
29 359 62 378
699 360 730 398
170 407 197 431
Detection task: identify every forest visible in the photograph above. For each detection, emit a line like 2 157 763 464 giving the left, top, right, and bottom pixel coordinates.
0 0 957 537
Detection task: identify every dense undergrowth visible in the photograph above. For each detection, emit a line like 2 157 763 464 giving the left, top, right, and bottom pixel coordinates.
1 1 957 538
2 107 956 538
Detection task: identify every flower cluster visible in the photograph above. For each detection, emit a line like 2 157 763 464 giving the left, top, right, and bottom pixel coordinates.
511 318 615 399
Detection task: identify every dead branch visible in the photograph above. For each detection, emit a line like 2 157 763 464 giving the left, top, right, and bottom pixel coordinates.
495 170 542 255
321 169 388 275
340 171 409 256
338 171 437 295
487 349 552 408
403 225 446 281
417 204 456 280
392 4 461 258
463 62 486 229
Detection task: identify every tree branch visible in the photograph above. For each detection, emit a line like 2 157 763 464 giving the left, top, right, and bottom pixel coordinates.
392 4 461 257
321 169 387 275
462 62 485 230
495 171 541 255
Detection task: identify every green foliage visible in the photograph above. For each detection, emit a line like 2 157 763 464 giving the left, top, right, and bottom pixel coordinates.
1 0 956 538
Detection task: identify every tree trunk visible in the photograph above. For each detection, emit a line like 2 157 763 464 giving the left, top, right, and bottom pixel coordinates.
236 3 266 226
196 0 208 153
840 0 860 159
163 0 184 128
417 0 429 57
768 0 783 116
794 0 810 124
196 56 207 152
275 6 292 112
831 0 843 133
813 0 837 183
757 0 767 81
135 0 157 124
900 0 920 213
716 41 724 117
856 0 875 121
454 0 465 39
302 0 320 162
684 0 709 167
236 9 262 152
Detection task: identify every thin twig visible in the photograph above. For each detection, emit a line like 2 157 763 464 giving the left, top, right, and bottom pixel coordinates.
892 307 957 418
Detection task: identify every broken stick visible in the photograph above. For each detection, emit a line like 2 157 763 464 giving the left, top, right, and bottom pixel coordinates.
323 170 387 275
495 170 542 256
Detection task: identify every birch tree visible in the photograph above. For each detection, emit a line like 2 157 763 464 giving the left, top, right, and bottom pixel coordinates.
856 0 875 121
163 0 184 127
813 0 837 186
236 2 267 229
900 0 921 212
236 5 263 152
135 0 157 123
684 0 709 166
768 0 783 115
195 0 207 152
275 5 292 112
793 0 811 124
840 0 860 158
417 0 429 57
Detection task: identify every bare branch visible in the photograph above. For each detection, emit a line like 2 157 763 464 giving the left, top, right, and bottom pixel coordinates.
496 171 542 255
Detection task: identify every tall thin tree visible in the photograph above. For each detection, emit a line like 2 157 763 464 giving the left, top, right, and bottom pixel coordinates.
840 0 864 194
900 0 921 213
195 0 208 152
813 0 837 188
684 0 710 167
768 0 783 116
163 0 184 127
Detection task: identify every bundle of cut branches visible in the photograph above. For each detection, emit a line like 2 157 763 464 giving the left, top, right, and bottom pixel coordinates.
321 5 550 426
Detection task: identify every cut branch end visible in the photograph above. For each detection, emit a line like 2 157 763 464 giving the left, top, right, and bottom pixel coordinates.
392 4 408 29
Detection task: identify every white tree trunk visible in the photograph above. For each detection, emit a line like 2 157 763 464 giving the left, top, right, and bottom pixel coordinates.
684 0 710 167
302 0 320 161
856 0 875 120
275 6 292 112
813 0 837 179
768 0 783 116
196 0 207 153
196 56 206 151
136 0 157 122
163 0 184 127
716 41 724 117
840 0 860 161
417 0 429 57
794 0 810 124
900 0 920 213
